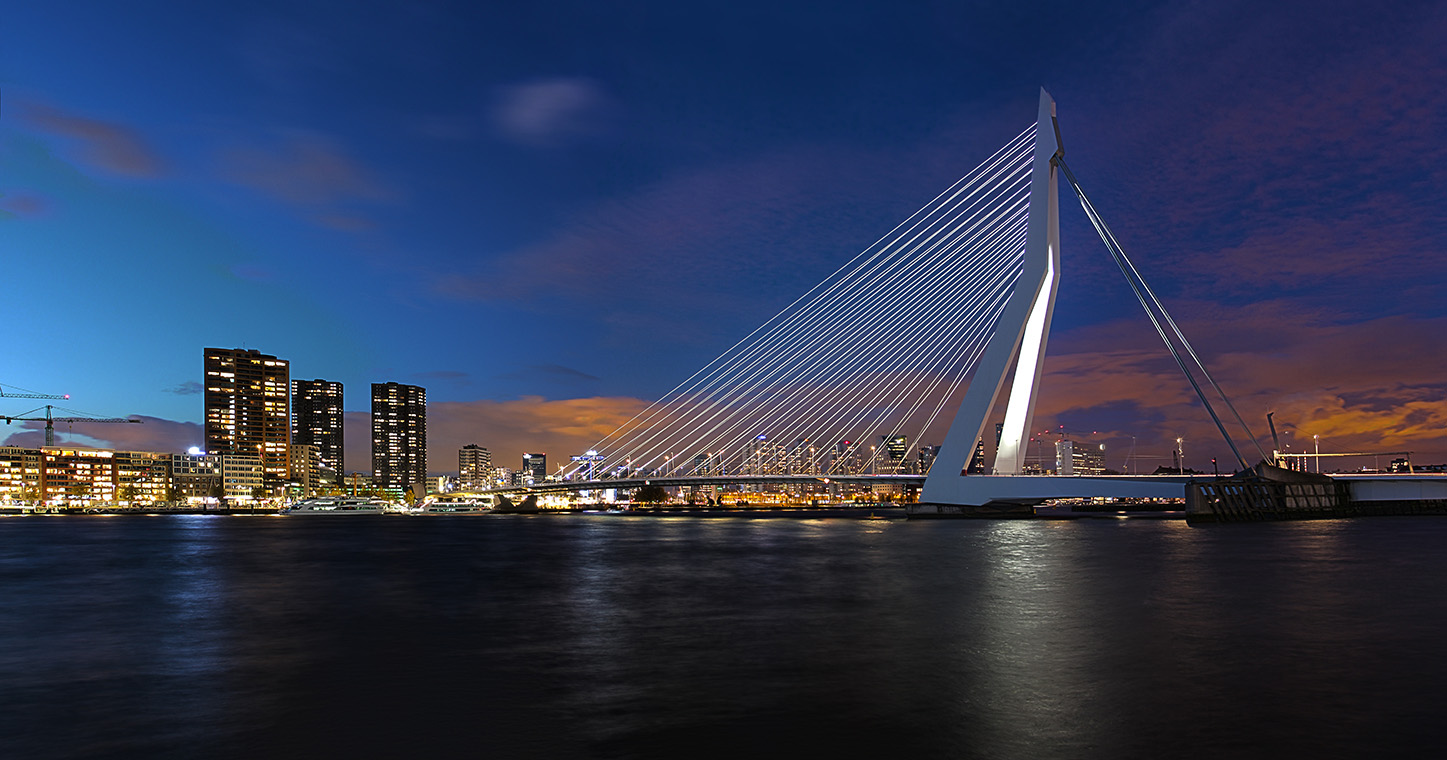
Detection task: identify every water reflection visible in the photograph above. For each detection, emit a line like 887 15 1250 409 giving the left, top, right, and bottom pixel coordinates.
3 515 1446 758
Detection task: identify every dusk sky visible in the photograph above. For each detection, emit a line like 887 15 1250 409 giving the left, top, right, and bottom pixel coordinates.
4 1 1446 474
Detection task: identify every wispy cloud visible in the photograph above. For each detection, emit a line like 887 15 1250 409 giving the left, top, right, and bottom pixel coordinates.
18 101 165 177
220 131 394 207
163 381 203 396
0 193 50 220
492 77 615 146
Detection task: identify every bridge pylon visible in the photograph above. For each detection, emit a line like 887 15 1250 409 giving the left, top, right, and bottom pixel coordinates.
920 88 1062 506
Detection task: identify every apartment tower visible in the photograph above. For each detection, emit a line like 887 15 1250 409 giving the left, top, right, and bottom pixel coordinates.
292 379 344 480
204 348 290 491
371 382 427 494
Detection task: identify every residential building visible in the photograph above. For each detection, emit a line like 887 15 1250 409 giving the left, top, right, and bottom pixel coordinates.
372 382 427 494
40 447 116 505
114 450 171 504
292 379 343 482
459 444 492 490
0 446 42 502
289 443 324 498
204 348 290 492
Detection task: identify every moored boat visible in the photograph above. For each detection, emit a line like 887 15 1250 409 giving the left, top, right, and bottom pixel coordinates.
284 497 393 515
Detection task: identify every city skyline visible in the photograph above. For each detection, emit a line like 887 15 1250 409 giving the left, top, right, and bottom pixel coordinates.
4 2 1447 471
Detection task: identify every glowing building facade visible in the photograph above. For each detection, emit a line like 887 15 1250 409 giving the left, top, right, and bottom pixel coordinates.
459 444 492 490
204 348 290 492
372 382 427 494
292 379 344 482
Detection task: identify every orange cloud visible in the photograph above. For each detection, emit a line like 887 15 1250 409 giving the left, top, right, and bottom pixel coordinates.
1032 306 1447 468
341 395 651 475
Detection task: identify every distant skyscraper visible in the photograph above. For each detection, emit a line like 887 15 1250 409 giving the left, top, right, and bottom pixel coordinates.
204 348 290 491
522 452 546 484
292 379 343 480
459 444 492 491
967 437 987 474
918 445 941 475
881 434 909 472
371 382 427 493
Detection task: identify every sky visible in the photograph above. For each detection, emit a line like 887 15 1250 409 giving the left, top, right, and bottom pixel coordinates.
3 0 1447 475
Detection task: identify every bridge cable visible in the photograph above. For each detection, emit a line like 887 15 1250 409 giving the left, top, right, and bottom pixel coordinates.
1055 157 1266 470
570 126 1038 479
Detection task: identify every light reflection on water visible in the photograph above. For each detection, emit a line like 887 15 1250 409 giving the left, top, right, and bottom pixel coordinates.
1 515 1445 758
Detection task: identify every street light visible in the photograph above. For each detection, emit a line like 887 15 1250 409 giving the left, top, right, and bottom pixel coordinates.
1176 437 1184 474
1314 434 1320 473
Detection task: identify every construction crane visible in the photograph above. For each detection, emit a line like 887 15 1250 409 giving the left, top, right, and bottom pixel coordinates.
0 382 69 400
2 405 141 446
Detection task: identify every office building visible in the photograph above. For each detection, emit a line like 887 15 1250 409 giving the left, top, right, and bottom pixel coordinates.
292 379 344 482
172 452 223 502
221 454 265 500
372 382 427 494
522 452 546 484
204 348 290 492
881 434 909 473
918 445 940 476
459 444 492 490
1056 440 1106 476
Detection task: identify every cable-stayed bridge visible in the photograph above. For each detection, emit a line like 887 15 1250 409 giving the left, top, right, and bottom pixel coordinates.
483 90 1447 518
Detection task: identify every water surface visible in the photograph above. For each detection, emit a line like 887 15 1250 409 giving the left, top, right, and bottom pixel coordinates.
2 515 1444 758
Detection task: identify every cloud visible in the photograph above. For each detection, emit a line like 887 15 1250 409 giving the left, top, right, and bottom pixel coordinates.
342 395 650 475
533 364 600 382
220 132 394 207
0 193 50 219
436 142 907 323
1 415 203 453
18 102 165 177
492 77 614 146
497 364 601 384
164 381 203 396
1031 306 1447 468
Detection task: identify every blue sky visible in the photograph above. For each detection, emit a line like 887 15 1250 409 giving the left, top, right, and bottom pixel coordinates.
4 1 1447 473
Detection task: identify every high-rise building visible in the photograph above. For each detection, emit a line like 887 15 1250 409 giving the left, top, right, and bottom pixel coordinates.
881 434 909 473
967 437 987 474
459 444 492 490
204 348 290 491
522 452 546 484
292 379 343 481
372 382 427 494
918 445 940 475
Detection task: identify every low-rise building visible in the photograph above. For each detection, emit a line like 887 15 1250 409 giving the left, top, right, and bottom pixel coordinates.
114 450 171 504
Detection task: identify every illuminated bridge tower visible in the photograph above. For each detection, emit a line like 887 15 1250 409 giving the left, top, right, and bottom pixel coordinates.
921 89 1062 505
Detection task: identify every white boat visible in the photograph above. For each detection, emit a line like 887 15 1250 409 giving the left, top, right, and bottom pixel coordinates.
284 497 394 515
417 496 495 514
